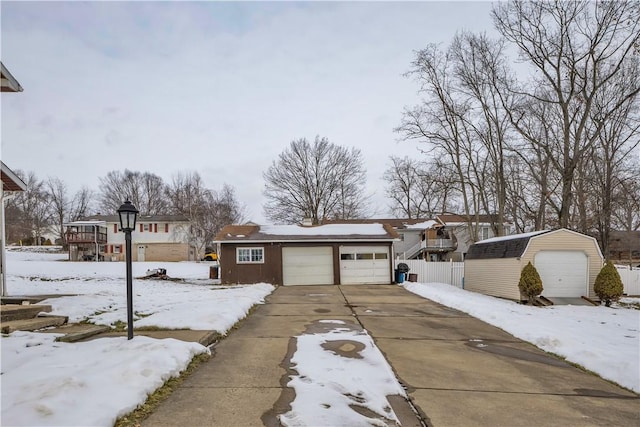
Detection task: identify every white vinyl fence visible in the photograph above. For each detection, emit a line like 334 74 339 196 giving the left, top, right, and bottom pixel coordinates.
395 260 464 288
616 265 640 296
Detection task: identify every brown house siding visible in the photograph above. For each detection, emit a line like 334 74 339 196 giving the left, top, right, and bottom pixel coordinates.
220 243 283 285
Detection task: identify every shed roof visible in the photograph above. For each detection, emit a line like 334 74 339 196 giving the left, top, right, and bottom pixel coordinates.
465 230 552 260
215 223 399 243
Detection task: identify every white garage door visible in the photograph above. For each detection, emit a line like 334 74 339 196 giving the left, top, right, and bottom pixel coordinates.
282 247 334 286
340 246 391 285
535 251 588 297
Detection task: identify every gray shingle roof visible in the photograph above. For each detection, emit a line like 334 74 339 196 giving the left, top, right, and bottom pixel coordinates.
465 230 553 260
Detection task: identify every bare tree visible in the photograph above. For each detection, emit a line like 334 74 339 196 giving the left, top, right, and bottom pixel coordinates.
5 171 51 244
612 161 640 231
493 1 640 228
98 170 168 215
166 172 244 254
263 137 368 224
396 42 503 240
46 178 95 246
383 156 455 218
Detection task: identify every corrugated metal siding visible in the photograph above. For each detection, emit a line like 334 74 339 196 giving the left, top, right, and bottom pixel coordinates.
522 230 604 299
464 258 523 300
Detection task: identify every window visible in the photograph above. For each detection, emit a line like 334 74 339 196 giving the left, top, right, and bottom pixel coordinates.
375 253 388 260
356 253 374 260
114 245 122 254
340 253 354 260
237 247 264 264
143 224 151 232
479 227 491 241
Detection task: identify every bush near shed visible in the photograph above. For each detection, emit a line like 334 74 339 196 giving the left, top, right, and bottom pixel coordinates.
594 261 624 307
519 261 543 304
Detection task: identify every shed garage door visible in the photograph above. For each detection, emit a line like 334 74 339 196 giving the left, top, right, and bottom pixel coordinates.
282 247 334 286
340 246 391 285
535 251 588 297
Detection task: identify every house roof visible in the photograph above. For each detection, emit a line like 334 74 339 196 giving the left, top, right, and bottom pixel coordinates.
1 161 27 192
215 223 399 243
465 230 552 260
83 214 190 223
1 62 23 93
436 214 511 226
322 218 440 230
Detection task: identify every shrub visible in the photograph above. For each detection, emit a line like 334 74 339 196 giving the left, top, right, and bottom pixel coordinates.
519 261 543 304
594 261 624 307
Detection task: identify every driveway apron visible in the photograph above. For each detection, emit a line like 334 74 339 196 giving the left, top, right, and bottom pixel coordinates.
143 284 639 427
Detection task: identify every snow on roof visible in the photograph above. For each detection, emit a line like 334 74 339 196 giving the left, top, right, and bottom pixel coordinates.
403 220 438 230
260 224 389 236
63 220 107 227
475 230 549 245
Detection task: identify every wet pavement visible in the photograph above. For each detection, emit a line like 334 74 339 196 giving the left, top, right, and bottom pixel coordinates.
142 285 639 427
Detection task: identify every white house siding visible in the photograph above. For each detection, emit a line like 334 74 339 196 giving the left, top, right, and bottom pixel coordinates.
464 258 523 300
394 230 422 259
107 221 189 245
521 230 603 299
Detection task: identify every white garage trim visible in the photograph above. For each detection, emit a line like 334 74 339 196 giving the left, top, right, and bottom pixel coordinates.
282 246 334 286
340 246 391 285
535 251 588 297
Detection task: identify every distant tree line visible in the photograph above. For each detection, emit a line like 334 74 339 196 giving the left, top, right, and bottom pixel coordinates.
5 170 244 254
386 0 640 255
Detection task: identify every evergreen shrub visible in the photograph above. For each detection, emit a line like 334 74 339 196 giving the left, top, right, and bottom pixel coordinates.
519 261 543 304
594 261 624 307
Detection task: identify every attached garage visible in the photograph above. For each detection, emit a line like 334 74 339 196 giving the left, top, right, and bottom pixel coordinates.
339 246 391 285
464 229 604 301
283 246 334 286
215 223 398 286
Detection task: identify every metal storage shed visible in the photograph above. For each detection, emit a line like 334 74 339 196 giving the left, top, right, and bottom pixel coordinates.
464 229 604 301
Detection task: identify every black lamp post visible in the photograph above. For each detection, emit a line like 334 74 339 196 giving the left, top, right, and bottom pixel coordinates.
117 200 139 340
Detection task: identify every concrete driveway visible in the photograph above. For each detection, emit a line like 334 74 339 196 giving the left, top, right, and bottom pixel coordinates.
143 285 639 426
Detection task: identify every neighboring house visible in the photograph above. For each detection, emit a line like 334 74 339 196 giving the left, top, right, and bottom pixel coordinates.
64 220 107 261
214 223 399 285
322 218 446 260
1 63 26 297
435 214 513 261
608 230 640 267
325 215 511 262
66 214 196 262
464 229 604 301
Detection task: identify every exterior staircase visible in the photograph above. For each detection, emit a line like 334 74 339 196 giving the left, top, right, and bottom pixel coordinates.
1 301 68 334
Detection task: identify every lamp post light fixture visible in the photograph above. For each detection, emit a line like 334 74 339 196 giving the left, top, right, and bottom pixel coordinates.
117 200 139 340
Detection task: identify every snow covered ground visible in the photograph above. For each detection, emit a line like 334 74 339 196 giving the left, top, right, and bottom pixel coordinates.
1 250 274 426
2 249 638 426
403 282 640 393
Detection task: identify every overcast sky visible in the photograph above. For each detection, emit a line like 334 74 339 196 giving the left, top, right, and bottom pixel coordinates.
1 1 498 223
